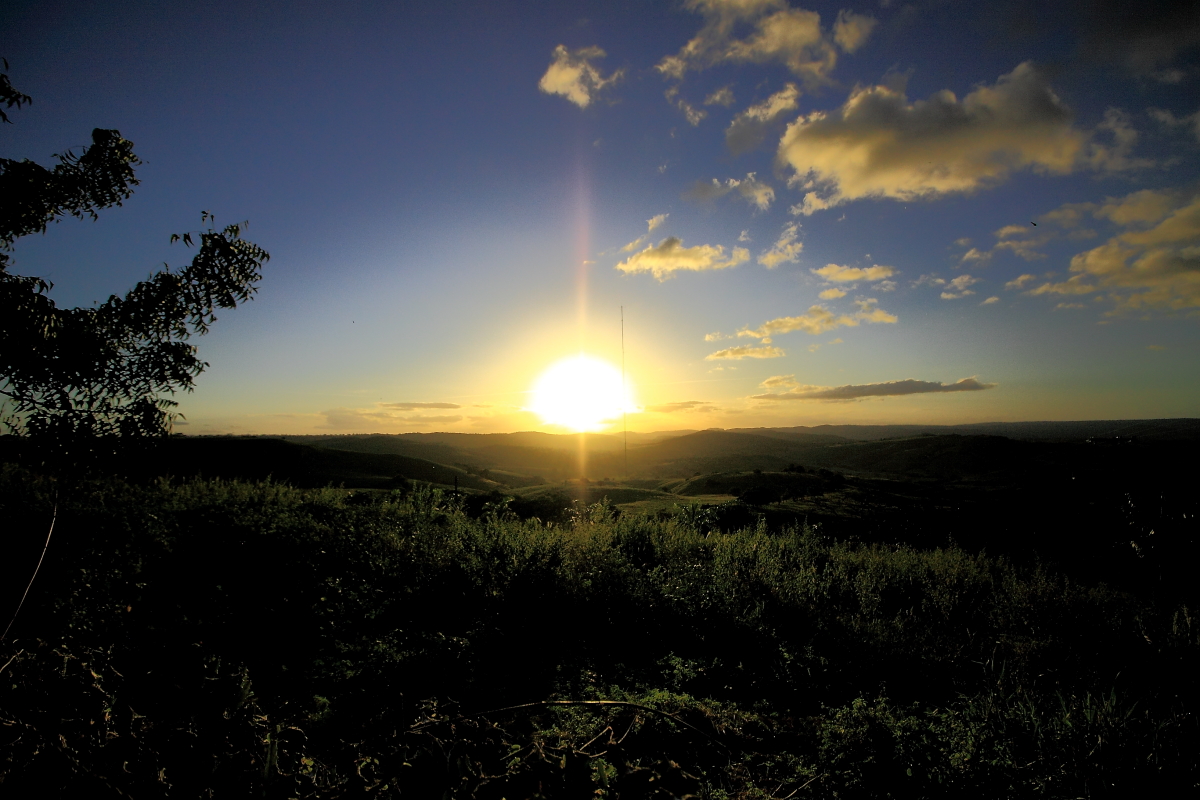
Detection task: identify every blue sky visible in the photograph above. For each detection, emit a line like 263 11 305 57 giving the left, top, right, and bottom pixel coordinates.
3 0 1198 434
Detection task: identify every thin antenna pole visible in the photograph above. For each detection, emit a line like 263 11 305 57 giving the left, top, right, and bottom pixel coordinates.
621 306 627 477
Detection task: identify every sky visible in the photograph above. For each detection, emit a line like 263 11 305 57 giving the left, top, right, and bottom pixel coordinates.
2 0 1199 435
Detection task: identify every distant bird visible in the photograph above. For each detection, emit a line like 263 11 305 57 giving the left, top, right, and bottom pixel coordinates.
1031 221 1037 226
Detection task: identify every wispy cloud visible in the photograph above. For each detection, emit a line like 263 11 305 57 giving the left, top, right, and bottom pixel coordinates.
737 301 896 340
758 222 803 268
616 236 749 280
646 400 715 413
685 172 776 210
705 344 786 360
811 263 896 282
538 45 622 108
704 85 735 107
726 83 800 155
753 377 996 401
381 402 462 410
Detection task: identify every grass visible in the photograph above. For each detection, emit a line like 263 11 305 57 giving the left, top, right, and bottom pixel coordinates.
0 468 1196 797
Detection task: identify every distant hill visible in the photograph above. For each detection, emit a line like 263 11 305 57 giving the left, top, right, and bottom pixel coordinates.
731 419 1200 442
121 438 501 491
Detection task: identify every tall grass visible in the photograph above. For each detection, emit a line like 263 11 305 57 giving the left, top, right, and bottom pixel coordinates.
0 470 1195 797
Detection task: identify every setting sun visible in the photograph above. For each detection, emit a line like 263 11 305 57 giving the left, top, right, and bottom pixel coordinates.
529 354 633 432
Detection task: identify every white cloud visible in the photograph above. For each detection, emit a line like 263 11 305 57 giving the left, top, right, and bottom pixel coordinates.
832 9 877 54
704 331 730 341
758 222 803 267
726 83 800 155
538 45 623 108
738 229 751 241
684 172 776 210
780 63 1142 215
616 236 750 280
980 296 1000 305
705 344 786 360
819 287 846 299
811 263 895 282
647 213 670 232
752 377 996 401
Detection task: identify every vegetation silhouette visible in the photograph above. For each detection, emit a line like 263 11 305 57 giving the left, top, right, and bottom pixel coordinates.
0 65 269 473
0 62 268 646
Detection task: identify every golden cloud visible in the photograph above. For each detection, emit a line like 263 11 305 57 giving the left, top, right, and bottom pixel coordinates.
646 400 715 413
656 0 862 87
538 45 623 108
781 63 1093 214
758 222 803 268
1028 190 1200 312
705 344 787 360
616 236 750 280
811 263 895 282
737 300 896 340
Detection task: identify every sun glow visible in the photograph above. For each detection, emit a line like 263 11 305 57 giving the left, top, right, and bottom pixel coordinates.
529 354 633 433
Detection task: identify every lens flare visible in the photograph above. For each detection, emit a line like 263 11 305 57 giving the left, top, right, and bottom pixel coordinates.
530 354 632 433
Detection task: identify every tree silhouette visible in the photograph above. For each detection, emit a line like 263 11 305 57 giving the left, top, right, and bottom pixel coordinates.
0 64 270 472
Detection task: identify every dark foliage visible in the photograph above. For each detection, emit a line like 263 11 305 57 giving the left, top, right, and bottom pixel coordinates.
0 66 269 472
1 470 1196 797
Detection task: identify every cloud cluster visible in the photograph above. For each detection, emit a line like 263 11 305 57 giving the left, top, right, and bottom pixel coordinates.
657 1 874 87
726 83 800 155
940 274 980 299
538 45 623 108
752 376 996 401
685 172 776 210
780 63 1142 215
1006 189 1200 312
758 222 803 267
616 236 750 280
